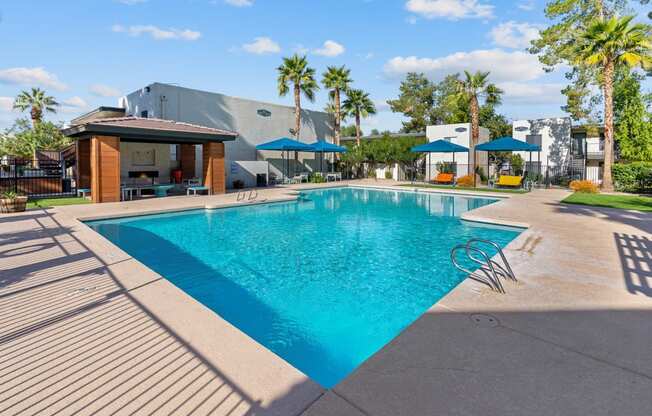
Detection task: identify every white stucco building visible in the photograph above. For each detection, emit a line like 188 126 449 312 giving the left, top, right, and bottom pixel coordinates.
118 82 334 188
425 123 490 179
512 117 604 183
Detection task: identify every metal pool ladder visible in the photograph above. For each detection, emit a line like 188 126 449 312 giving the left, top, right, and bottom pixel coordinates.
236 190 259 202
450 238 517 293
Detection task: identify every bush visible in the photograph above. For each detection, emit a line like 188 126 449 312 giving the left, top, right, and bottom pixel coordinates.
436 161 455 174
612 162 652 193
457 175 474 187
310 173 325 183
232 179 244 189
570 180 599 193
384 170 393 179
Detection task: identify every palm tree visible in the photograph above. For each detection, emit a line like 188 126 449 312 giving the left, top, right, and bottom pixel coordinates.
13 88 59 127
322 66 353 146
277 54 319 138
455 71 502 186
575 15 652 191
342 89 376 146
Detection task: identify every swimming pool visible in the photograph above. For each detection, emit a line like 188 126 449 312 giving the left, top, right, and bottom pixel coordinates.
87 187 521 387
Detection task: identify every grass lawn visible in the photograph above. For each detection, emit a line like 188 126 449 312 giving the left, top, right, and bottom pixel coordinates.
27 197 91 209
399 183 528 194
562 192 652 212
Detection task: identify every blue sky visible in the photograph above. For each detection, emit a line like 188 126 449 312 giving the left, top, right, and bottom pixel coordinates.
0 0 648 132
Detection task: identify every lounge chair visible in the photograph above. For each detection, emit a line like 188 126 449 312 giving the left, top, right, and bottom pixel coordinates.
496 175 523 188
432 173 455 185
187 184 210 195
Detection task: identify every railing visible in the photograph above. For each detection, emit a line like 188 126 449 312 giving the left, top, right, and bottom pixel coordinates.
0 158 77 197
451 238 517 293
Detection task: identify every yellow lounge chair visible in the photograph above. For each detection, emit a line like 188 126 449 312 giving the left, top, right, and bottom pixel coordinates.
496 175 523 188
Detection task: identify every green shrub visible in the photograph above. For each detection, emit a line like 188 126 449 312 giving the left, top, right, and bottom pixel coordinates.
310 173 326 183
384 170 393 179
612 162 652 193
436 161 455 174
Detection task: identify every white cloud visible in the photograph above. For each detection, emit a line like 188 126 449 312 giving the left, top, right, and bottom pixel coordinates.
405 0 494 20
62 96 88 109
89 84 122 97
383 48 544 83
293 44 310 54
498 82 564 105
0 97 14 112
517 1 535 11
224 0 253 6
490 21 541 49
0 67 67 91
242 37 281 54
112 24 201 41
313 40 345 57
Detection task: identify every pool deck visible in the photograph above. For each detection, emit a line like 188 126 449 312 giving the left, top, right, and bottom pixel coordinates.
2 180 651 415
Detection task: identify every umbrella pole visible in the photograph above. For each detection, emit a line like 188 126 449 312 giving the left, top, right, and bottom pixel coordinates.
487 152 489 187
428 153 431 183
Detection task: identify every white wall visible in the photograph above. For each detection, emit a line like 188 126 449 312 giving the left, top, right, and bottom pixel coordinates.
122 83 334 188
227 160 270 188
120 142 172 183
425 123 490 178
512 118 572 167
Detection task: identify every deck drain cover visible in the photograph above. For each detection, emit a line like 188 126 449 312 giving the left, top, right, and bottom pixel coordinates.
470 313 499 328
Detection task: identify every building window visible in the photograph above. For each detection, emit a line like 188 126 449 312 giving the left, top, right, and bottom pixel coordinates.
526 134 542 147
170 144 179 161
141 110 149 118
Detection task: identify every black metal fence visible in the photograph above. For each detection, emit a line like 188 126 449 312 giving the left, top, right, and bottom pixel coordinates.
0 158 76 197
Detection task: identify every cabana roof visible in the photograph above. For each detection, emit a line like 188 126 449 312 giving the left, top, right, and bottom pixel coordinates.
62 117 238 144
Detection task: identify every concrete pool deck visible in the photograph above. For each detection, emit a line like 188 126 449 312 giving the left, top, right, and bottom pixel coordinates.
1 181 651 415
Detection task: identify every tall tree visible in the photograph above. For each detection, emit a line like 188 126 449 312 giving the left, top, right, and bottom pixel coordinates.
455 71 503 186
612 38 652 161
13 88 59 127
277 54 319 138
342 89 377 146
322 66 353 146
530 0 626 120
575 15 652 190
0 118 70 158
387 73 437 132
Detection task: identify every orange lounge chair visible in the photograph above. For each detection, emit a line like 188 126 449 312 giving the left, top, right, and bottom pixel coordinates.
432 173 455 185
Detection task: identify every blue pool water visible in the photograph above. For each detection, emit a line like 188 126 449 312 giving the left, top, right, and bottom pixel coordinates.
87 187 521 387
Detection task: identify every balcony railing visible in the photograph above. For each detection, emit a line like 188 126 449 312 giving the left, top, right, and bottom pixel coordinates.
586 151 604 160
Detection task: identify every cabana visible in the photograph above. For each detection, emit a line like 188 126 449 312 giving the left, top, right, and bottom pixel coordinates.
307 140 347 174
474 136 541 187
411 139 469 183
256 137 313 182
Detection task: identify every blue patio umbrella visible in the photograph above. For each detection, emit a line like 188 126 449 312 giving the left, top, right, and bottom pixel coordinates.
475 137 542 181
256 137 314 180
411 139 469 181
308 140 347 173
